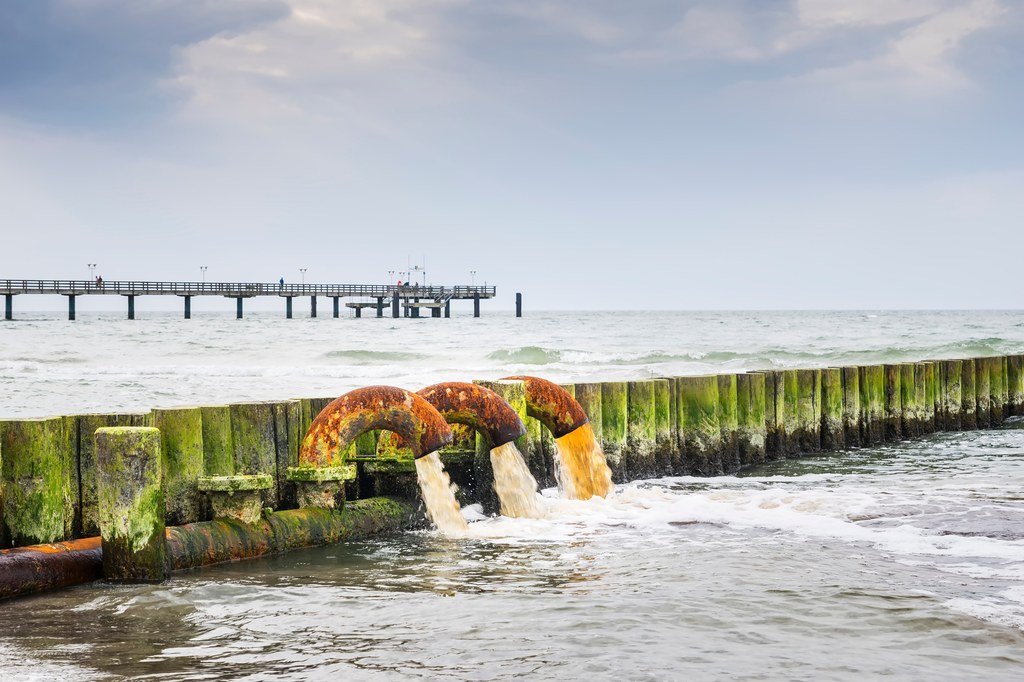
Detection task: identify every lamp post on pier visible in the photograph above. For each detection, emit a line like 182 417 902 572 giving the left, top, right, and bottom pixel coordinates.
299 268 307 286
88 263 96 281
470 270 476 287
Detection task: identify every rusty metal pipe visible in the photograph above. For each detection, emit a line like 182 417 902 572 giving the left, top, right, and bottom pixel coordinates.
300 385 453 465
382 381 527 451
0 537 103 601
502 375 589 438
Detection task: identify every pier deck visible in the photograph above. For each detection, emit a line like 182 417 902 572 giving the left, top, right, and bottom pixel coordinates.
1 279 498 320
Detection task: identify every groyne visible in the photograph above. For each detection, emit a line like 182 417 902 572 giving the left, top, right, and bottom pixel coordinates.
1 354 1021 598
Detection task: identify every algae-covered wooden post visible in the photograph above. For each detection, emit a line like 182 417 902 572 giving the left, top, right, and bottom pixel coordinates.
627 380 657 479
0 417 74 547
1008 355 1024 417
899 364 918 439
273 400 302 510
152 407 204 526
859 365 885 445
940 359 963 431
230 402 278 508
840 367 861 448
666 378 686 474
736 372 767 467
990 357 1006 427
796 369 821 453
883 364 903 441
975 359 991 428
919 362 936 434
716 374 740 473
575 381 604 443
95 427 166 583
653 379 674 475
77 412 151 536
601 382 628 482
756 371 785 460
677 376 721 476
779 370 799 455
200 405 234 477
961 359 978 430
820 368 844 451
474 379 526 514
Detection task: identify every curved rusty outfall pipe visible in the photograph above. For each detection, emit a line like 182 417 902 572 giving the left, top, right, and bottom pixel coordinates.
382 381 527 451
0 538 103 601
300 385 453 465
501 375 589 438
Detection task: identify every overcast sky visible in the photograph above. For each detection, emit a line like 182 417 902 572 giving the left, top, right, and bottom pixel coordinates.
1 0 1022 311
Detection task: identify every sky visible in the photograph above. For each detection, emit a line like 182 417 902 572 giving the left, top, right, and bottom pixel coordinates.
1 0 1022 311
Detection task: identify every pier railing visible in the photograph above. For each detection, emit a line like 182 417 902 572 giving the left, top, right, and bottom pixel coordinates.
0 279 496 299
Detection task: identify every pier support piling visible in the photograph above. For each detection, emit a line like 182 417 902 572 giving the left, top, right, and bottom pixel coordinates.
236 297 243 319
183 295 191 319
95 427 166 583
392 292 399 318
432 307 441 318
333 297 339 318
4 293 12 320
474 292 480 318
445 301 450 318
516 292 522 318
310 296 317 318
67 294 77 321
355 306 362 318
127 295 135 320
286 297 293 319
376 297 384 317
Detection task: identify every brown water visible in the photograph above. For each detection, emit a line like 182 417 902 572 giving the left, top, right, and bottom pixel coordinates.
414 452 468 535
553 423 614 499
488 441 542 518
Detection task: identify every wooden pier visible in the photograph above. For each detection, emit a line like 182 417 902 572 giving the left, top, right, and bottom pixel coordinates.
1 279 500 320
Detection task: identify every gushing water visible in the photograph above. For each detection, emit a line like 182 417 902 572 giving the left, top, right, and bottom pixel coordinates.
553 423 614 500
488 441 542 518
414 451 468 534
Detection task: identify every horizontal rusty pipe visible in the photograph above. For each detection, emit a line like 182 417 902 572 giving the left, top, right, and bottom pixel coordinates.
502 375 589 438
300 385 453 466
0 498 419 602
166 498 420 571
0 537 103 601
381 381 527 451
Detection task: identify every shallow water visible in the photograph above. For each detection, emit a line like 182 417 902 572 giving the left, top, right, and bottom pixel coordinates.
1 310 1023 679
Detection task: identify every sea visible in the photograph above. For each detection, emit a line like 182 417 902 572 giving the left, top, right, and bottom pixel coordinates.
1 309 1023 680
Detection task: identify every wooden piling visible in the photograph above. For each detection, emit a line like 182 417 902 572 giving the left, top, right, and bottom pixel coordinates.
601 382 629 482
841 367 861 447
716 374 740 473
859 365 885 445
975 359 991 428
1008 355 1024 417
94 427 166 583
940 359 963 431
990 356 1006 426
677 376 722 476
919 362 936 434
152 407 204 526
653 379 674 475
76 412 152 535
781 370 800 455
736 372 767 466
820 368 844 451
795 369 821 453
200 405 234 477
627 380 658 479
229 402 278 509
961 359 977 429
473 379 528 514
0 418 74 547
899 364 918 438
883 364 903 441
273 400 302 510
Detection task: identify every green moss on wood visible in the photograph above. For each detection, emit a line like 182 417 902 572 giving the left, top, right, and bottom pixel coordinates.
883 364 903 441
152 407 204 526
858 365 885 445
652 379 674 475
975 359 991 428
796 369 821 453
820 368 844 451
601 382 628 480
0 417 73 547
840 367 861 447
627 380 657 479
76 412 151 536
736 373 766 467
94 426 165 583
961 359 977 429
229 402 278 509
716 374 740 473
900 364 918 438
677 375 721 476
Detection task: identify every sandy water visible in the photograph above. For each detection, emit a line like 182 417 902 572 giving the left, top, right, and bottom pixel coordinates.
1 310 1022 679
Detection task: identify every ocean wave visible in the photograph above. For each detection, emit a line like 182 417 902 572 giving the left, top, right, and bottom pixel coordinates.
487 346 565 365
321 350 429 364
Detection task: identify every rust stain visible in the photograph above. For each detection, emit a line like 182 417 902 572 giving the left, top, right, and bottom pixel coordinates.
502 375 589 437
299 385 452 466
